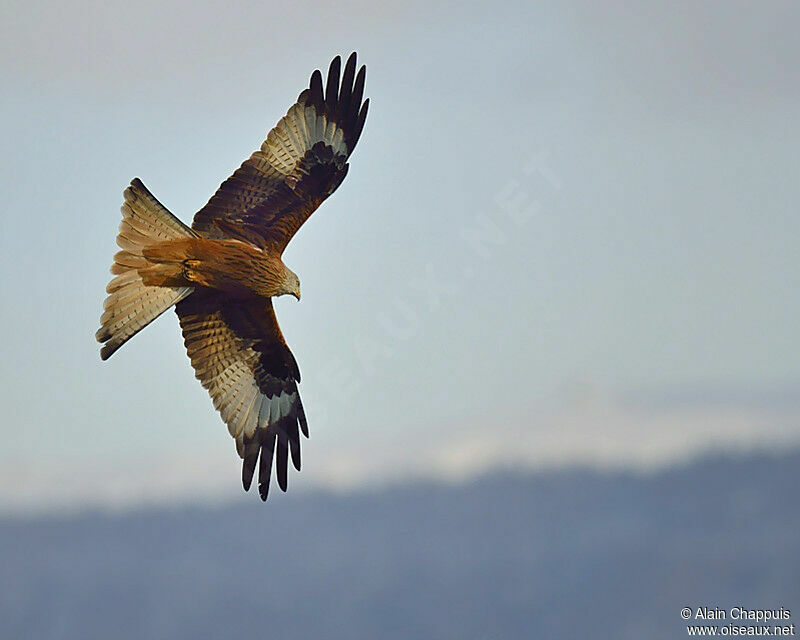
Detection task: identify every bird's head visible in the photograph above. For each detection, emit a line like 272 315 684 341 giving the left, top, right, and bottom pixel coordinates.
281 267 301 301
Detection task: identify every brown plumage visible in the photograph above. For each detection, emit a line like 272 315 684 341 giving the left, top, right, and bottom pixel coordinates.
96 53 369 500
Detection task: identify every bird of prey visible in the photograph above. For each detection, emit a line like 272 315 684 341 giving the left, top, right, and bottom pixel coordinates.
96 53 369 500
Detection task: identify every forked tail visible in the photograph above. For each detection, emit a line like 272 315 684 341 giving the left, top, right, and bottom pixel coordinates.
96 178 197 360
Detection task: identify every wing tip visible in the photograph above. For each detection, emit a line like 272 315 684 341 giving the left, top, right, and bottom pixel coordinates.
241 416 304 500
242 454 258 491
308 69 325 109
302 53 369 154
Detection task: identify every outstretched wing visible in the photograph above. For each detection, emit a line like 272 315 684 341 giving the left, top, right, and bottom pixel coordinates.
175 292 308 500
192 52 369 253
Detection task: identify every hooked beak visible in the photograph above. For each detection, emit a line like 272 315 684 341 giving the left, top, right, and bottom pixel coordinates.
293 290 301 301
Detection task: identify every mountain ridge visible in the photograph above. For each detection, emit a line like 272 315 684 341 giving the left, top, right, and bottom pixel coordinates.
1 450 798 639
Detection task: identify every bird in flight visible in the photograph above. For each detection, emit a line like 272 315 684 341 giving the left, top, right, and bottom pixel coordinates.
96 53 369 500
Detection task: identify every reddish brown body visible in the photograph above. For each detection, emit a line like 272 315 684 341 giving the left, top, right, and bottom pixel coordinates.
140 237 289 299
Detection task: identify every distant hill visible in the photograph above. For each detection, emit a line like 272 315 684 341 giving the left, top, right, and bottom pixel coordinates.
1 451 798 640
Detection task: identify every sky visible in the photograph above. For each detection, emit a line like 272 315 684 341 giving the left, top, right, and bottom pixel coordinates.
0 0 798 512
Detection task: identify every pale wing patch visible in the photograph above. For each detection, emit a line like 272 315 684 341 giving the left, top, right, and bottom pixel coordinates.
182 310 262 443
260 102 349 177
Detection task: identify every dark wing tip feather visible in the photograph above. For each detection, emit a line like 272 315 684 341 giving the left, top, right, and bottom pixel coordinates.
325 55 341 111
352 98 369 150
258 432 276 501
276 437 289 492
286 415 302 471
290 443 301 472
351 65 366 113
336 53 357 122
298 401 309 438
347 65 367 151
308 69 325 109
242 453 258 491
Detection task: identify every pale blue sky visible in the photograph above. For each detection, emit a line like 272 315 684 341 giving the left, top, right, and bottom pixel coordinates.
1 0 798 510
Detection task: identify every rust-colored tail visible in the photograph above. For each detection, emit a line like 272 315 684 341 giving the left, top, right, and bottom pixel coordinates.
96 178 197 360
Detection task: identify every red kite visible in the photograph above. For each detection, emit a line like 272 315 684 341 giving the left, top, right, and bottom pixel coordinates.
96 53 369 500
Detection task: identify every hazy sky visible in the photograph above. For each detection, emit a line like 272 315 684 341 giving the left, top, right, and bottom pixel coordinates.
1 0 798 511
